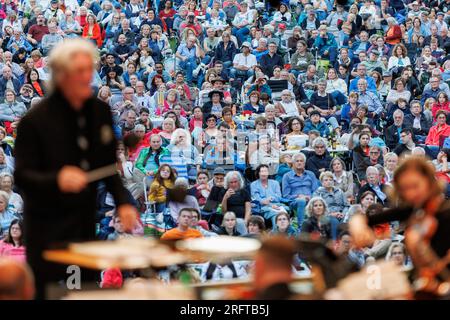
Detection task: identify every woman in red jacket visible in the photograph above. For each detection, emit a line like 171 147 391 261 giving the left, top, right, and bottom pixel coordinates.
82 14 103 48
425 110 450 146
385 17 402 46
431 92 450 122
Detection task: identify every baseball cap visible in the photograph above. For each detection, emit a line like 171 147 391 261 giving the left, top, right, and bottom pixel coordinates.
213 167 226 176
241 41 251 49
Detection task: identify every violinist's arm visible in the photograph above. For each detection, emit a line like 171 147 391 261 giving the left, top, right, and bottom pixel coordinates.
367 206 414 226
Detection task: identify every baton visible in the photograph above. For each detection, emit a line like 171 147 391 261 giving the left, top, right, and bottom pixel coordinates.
86 164 118 183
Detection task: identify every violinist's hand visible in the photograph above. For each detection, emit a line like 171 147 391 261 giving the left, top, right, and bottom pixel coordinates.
349 214 376 248
117 204 138 232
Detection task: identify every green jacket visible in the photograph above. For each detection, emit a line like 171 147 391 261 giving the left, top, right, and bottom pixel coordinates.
135 147 170 174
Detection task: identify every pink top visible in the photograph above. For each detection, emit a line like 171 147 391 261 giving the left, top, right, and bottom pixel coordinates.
0 241 26 263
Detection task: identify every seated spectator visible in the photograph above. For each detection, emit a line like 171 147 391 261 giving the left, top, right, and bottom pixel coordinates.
357 166 388 205
0 191 19 239
0 67 21 98
163 128 201 180
189 208 217 237
189 172 211 208
41 21 63 55
306 137 333 178
243 91 264 114
425 110 450 148
251 164 288 227
148 164 176 213
393 128 417 157
230 41 256 82
216 211 241 236
259 42 283 78
82 14 103 48
431 92 450 122
385 242 411 269
421 76 443 105
383 152 399 183
0 219 25 263
386 78 411 105
303 110 330 136
330 157 354 200
270 212 298 237
314 171 349 221
0 173 23 214
245 215 266 238
404 100 431 143
310 79 339 129
301 196 334 240
356 78 383 118
385 109 407 151
0 89 27 124
282 153 320 228
219 171 251 234
107 214 134 240
160 208 203 240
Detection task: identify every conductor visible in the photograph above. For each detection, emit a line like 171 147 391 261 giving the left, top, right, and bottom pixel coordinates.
14 39 137 299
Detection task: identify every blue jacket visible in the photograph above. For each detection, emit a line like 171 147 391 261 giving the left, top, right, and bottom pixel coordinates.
303 120 330 137
313 33 337 56
281 169 320 200
250 179 283 204
214 41 237 63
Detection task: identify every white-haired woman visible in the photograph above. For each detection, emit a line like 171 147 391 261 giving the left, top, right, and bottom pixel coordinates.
0 149 13 175
0 190 19 239
301 196 336 241
162 128 201 181
219 171 251 235
0 173 23 215
60 9 82 38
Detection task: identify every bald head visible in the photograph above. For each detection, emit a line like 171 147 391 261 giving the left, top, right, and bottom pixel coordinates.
0 259 35 300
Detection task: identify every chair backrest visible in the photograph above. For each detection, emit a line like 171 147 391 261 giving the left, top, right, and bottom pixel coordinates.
267 80 288 93
267 80 288 101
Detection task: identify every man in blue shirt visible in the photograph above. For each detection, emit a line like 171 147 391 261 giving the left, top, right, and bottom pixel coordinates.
282 153 320 229
175 36 205 85
349 64 377 94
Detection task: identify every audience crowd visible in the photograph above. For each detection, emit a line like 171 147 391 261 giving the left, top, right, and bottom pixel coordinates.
2 0 449 285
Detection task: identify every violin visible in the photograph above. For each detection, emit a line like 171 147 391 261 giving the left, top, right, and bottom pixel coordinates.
405 198 450 298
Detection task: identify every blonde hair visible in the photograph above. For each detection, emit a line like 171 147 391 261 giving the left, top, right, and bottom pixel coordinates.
0 190 10 207
319 171 334 182
221 211 237 227
305 197 328 218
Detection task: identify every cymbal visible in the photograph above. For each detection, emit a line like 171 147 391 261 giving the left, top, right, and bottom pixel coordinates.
45 238 187 269
176 236 261 263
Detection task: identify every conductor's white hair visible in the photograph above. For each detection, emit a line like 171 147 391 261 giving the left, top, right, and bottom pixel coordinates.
48 39 99 89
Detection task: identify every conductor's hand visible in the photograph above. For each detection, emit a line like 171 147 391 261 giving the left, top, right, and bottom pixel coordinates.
349 214 376 248
57 166 88 193
117 204 138 232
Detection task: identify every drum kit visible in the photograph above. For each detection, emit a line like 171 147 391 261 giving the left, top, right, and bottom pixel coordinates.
44 236 415 300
